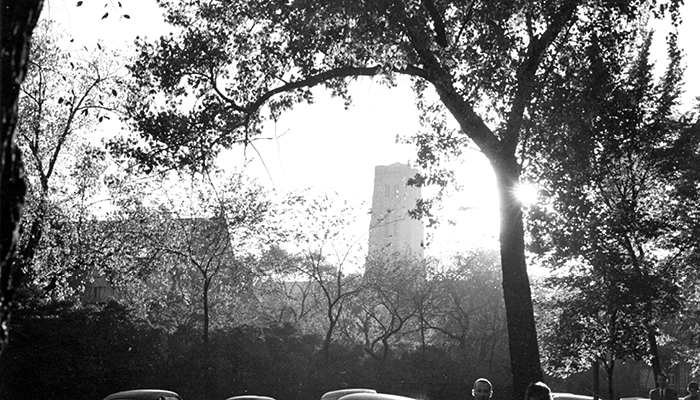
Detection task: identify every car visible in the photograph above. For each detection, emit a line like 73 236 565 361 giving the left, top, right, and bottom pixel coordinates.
226 396 276 400
321 389 377 400
337 392 417 400
103 389 183 400
552 393 598 400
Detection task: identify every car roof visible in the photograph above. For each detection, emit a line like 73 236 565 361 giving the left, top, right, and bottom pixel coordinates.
321 389 377 400
226 396 276 400
337 393 416 400
552 393 597 400
103 389 182 400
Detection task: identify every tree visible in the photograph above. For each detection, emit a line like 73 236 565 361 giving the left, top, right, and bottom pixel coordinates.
118 1 685 397
358 251 425 361
535 271 651 400
526 22 700 391
1 0 133 351
422 249 509 377
279 189 366 363
106 171 276 346
0 0 44 353
239 245 319 328
99 170 278 400
665 276 700 376
15 19 124 295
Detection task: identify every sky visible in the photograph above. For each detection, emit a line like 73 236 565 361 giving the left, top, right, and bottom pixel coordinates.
41 0 700 257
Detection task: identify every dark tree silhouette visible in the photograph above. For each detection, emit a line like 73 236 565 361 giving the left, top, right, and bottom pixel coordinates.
0 0 44 353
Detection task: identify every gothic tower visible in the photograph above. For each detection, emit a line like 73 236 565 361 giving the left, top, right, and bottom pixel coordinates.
367 162 424 259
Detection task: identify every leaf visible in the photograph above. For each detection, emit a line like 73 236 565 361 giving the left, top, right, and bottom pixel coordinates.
102 12 109 19
58 97 64 104
118 1 122 7
123 14 131 19
111 89 117 96
76 1 83 6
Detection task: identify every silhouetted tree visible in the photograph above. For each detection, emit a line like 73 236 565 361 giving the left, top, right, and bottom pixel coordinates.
0 0 44 353
527 23 700 396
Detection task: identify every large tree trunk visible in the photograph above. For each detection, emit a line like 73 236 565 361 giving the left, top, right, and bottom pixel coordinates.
493 154 543 400
0 0 43 354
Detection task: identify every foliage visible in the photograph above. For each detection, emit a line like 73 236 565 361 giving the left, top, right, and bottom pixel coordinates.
74 0 132 20
657 278 700 377
14 18 126 297
277 189 367 362
0 296 168 400
526 19 700 393
103 170 279 346
355 251 427 361
0 293 511 400
422 248 510 378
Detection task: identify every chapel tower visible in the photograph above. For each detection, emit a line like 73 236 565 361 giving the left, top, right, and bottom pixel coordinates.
367 162 424 259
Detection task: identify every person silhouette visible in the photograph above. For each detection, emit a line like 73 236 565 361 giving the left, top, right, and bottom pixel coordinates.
683 381 699 400
525 381 552 400
650 373 678 400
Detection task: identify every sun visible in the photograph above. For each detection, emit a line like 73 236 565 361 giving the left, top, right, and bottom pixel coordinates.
514 182 538 206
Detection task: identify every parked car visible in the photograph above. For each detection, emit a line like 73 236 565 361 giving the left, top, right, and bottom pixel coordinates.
226 396 276 400
552 393 598 400
321 389 377 400
337 392 417 400
103 389 183 400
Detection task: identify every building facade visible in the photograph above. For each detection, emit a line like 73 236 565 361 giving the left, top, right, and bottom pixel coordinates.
367 162 424 259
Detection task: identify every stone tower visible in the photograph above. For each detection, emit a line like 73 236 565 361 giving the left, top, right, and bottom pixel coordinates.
367 162 424 258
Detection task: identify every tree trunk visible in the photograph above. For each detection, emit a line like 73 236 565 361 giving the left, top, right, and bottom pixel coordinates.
607 358 615 400
202 278 210 347
492 154 543 400
593 359 600 400
647 321 661 378
323 305 339 364
0 0 44 354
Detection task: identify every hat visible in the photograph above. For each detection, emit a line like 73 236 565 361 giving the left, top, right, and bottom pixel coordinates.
688 382 699 390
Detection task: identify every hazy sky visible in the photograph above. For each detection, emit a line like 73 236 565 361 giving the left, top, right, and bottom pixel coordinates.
41 0 700 255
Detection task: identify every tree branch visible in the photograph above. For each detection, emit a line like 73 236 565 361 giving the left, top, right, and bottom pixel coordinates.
504 1 579 153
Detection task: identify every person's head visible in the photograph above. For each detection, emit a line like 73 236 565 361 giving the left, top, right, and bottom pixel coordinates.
657 373 669 389
472 378 493 400
525 382 552 400
688 381 698 395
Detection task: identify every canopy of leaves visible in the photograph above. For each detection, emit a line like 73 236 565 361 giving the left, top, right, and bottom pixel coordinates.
14 19 126 296
100 170 279 332
118 0 682 175
526 20 700 378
